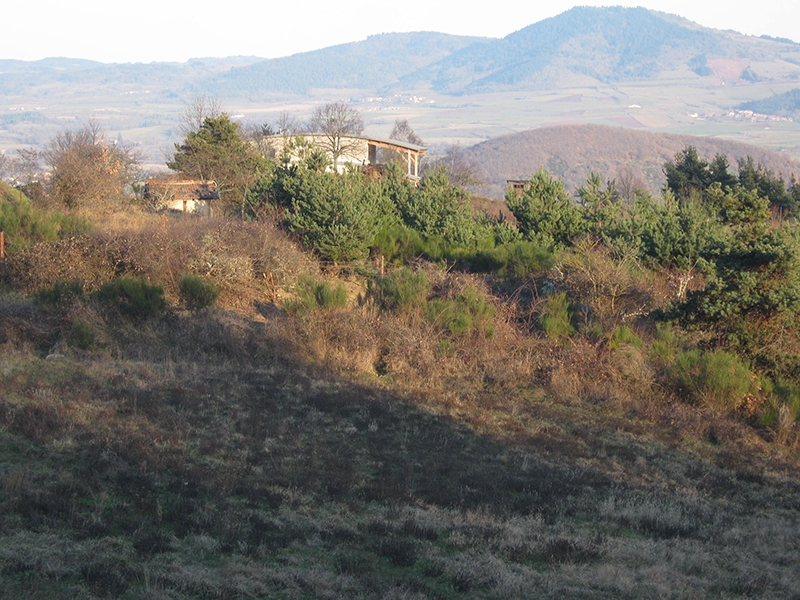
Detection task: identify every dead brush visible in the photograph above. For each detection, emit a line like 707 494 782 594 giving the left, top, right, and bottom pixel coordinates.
561 237 656 329
6 212 318 316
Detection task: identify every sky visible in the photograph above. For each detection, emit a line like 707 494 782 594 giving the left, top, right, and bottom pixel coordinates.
1 0 797 64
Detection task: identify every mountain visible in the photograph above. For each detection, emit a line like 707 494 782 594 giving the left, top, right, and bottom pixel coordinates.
463 124 800 197
199 8 800 97
207 32 485 97
0 56 264 98
392 6 800 94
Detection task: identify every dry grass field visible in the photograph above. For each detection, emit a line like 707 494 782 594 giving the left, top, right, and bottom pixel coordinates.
1 204 799 598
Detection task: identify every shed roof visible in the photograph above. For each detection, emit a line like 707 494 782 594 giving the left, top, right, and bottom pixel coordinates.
144 179 220 201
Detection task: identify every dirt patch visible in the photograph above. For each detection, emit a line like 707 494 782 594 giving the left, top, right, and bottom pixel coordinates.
708 59 748 83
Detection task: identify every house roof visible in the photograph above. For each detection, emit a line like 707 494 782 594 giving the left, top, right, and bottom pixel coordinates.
274 134 427 154
365 136 427 154
144 179 220 201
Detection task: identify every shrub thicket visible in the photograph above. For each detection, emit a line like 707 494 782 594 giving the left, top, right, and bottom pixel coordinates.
669 349 759 414
0 193 92 252
179 273 219 311
95 277 167 319
287 276 349 314
34 279 84 306
425 286 495 339
370 268 430 314
538 291 576 341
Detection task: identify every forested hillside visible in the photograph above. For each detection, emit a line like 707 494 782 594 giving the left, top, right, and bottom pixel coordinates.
739 88 800 118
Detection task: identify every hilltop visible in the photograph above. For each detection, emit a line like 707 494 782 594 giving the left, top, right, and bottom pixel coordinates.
463 123 800 197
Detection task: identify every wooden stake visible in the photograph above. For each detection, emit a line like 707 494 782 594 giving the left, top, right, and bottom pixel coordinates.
0 231 5 262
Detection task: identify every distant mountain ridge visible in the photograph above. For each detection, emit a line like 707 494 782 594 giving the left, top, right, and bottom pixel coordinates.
393 7 725 93
4 7 799 99
207 32 484 97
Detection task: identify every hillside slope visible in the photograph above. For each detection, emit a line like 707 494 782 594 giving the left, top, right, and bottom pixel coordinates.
463 124 800 197
1 209 800 598
207 32 485 97
392 6 800 94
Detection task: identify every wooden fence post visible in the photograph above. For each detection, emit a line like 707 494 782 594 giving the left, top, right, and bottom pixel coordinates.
0 231 5 262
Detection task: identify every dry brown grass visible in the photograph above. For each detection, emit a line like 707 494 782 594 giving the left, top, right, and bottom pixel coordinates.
3 208 317 315
2 205 800 599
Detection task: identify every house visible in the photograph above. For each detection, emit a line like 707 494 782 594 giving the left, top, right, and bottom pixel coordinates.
267 135 427 182
506 180 528 197
143 179 220 215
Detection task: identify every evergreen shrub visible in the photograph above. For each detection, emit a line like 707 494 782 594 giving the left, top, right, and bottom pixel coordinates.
179 274 219 311
472 241 553 279
35 279 85 306
538 292 575 341
287 276 348 314
370 268 429 314
95 277 166 319
0 195 92 252
670 349 758 413
425 287 495 339
69 320 95 350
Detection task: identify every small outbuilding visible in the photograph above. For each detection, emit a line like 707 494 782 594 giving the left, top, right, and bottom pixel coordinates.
144 179 220 215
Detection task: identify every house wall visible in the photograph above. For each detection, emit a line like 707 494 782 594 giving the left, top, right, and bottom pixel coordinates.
166 198 211 215
267 135 370 173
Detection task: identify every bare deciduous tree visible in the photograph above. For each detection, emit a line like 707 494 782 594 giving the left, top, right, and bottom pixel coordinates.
308 102 364 171
380 118 425 165
44 121 141 209
425 142 484 190
178 96 222 138
0 152 10 182
615 165 648 202
276 111 302 137
389 119 424 146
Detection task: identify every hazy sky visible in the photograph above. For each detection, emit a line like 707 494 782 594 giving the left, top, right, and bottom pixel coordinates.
2 0 796 64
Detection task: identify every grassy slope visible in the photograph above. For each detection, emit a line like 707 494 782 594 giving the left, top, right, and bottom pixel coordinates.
1 211 799 599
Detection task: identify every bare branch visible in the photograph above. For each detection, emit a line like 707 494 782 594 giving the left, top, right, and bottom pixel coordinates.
309 102 364 171
178 96 222 138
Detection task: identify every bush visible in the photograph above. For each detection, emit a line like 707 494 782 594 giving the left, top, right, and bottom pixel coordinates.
0 194 92 252
472 241 553 279
35 279 85 306
538 292 575 341
69 320 95 350
95 277 166 319
650 322 677 363
179 274 219 312
372 224 426 264
669 349 759 413
282 168 387 263
287 276 348 314
370 268 429 314
425 286 495 339
608 325 643 351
